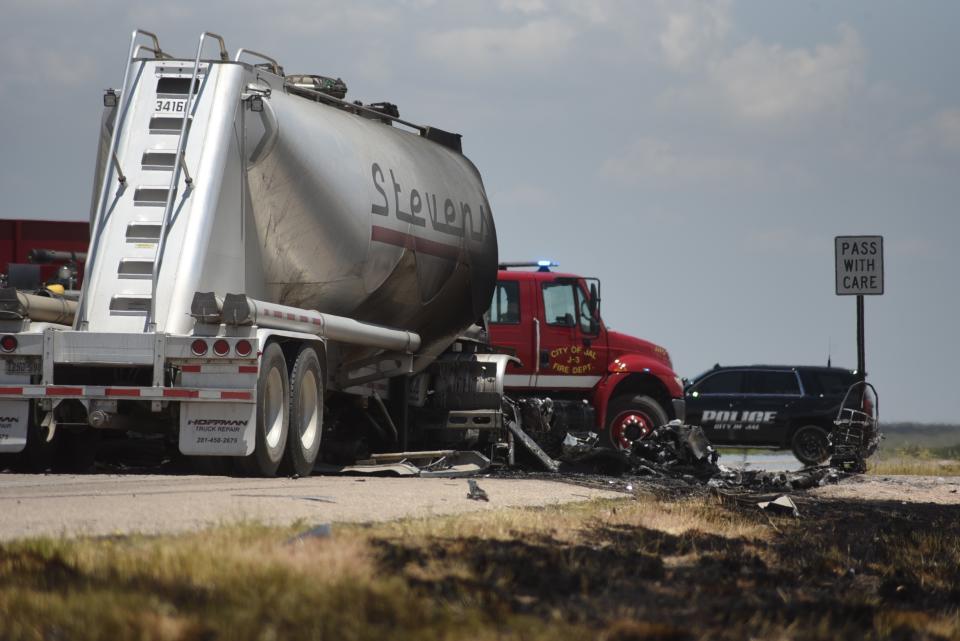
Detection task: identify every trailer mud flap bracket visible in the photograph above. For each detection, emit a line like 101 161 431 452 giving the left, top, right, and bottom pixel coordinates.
179 402 256 456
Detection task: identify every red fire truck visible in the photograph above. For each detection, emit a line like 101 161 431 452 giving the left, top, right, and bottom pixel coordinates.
488 261 685 451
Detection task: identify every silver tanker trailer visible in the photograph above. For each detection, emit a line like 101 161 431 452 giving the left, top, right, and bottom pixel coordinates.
0 30 526 476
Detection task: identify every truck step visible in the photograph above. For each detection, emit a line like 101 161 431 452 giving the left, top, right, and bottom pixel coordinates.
126 222 161 242
133 187 170 206
117 258 154 279
149 116 191 135
141 151 176 170
109 295 152 314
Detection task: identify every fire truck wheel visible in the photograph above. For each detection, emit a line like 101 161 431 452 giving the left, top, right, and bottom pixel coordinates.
281 346 323 477
790 425 830 466
237 342 289 477
603 395 668 452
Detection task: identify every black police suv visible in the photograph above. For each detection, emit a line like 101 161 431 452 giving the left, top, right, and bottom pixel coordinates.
683 365 857 465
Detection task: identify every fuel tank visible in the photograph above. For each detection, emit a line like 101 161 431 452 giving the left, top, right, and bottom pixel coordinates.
243 77 497 365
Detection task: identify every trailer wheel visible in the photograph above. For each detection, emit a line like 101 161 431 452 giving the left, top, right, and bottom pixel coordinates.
603 395 668 452
237 342 289 477
281 346 323 477
790 425 830 466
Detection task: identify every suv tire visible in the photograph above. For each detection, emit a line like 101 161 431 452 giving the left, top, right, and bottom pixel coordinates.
791 424 830 466
603 395 668 452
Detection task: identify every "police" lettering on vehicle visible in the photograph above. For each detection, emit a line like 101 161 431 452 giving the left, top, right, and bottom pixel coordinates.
702 410 776 423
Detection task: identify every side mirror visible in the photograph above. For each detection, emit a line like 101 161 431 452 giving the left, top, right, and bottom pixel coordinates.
588 283 599 316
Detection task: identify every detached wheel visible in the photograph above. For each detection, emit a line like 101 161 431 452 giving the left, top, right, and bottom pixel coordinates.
791 425 830 466
281 346 323 477
603 395 669 452
237 342 289 477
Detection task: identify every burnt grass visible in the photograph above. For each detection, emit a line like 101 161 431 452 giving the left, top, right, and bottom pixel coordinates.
373 488 960 640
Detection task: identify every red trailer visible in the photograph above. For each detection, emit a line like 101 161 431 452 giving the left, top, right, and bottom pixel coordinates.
0 219 89 288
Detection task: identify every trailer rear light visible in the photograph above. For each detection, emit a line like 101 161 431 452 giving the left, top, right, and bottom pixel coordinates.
0 336 17 352
213 339 230 356
191 339 208 356
235 339 252 357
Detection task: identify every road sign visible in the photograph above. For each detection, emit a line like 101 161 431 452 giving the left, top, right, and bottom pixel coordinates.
835 236 884 295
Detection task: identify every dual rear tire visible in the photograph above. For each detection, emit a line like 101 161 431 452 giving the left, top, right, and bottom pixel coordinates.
237 342 323 477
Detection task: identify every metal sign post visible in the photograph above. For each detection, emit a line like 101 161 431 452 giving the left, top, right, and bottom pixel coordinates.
835 236 884 381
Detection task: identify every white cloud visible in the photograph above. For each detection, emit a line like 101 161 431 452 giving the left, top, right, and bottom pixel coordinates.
902 108 960 156
599 136 763 185
705 25 865 122
418 18 577 72
498 0 546 14
658 0 730 69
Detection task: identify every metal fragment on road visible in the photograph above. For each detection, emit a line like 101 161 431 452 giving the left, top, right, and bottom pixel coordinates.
757 495 800 518
467 479 489 502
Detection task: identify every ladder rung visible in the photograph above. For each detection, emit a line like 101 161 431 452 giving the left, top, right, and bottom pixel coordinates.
109 295 152 314
126 223 161 242
142 151 176 169
134 187 170 205
118 259 155 279
149 116 191 134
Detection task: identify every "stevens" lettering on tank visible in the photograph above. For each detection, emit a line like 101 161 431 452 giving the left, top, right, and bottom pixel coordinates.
370 162 490 241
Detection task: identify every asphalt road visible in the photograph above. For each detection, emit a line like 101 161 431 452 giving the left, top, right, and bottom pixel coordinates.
0 473 622 542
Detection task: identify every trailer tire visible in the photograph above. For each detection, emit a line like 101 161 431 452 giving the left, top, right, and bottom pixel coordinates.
281 346 323 477
790 425 830 466
603 395 668 452
237 342 289 477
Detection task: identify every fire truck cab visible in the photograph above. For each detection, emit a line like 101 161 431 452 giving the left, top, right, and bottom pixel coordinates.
488 262 685 451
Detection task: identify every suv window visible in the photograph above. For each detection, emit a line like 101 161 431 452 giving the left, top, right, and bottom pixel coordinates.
695 371 743 395
802 370 855 397
744 371 801 395
542 283 577 327
489 281 520 324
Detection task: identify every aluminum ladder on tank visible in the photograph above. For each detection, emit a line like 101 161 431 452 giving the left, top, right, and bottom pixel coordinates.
145 31 229 331
76 29 166 330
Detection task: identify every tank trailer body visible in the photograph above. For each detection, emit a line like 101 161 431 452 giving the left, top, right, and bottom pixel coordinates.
0 30 515 476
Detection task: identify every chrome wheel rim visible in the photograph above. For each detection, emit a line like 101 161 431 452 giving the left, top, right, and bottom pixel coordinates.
264 367 284 450
298 369 320 451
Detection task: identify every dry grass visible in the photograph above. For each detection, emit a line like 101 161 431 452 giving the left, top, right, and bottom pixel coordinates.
1 489 959 640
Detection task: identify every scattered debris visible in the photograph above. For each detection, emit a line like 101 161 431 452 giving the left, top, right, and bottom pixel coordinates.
315 450 490 478
629 421 720 479
286 523 332 544
757 495 800 518
467 479 489 502
830 381 881 473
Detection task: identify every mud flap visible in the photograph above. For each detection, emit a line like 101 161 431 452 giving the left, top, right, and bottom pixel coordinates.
179 402 256 456
0 400 29 453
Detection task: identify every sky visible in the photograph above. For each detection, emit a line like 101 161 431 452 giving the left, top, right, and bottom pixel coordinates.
1 0 957 422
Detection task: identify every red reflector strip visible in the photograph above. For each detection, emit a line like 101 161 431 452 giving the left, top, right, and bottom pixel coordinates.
311 318 322 326
46 386 83 396
286 313 295 320
0 387 24 395
163 388 199 398
221 391 252 400
273 311 282 318
106 388 141 397
181 365 202 372
238 365 258 374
